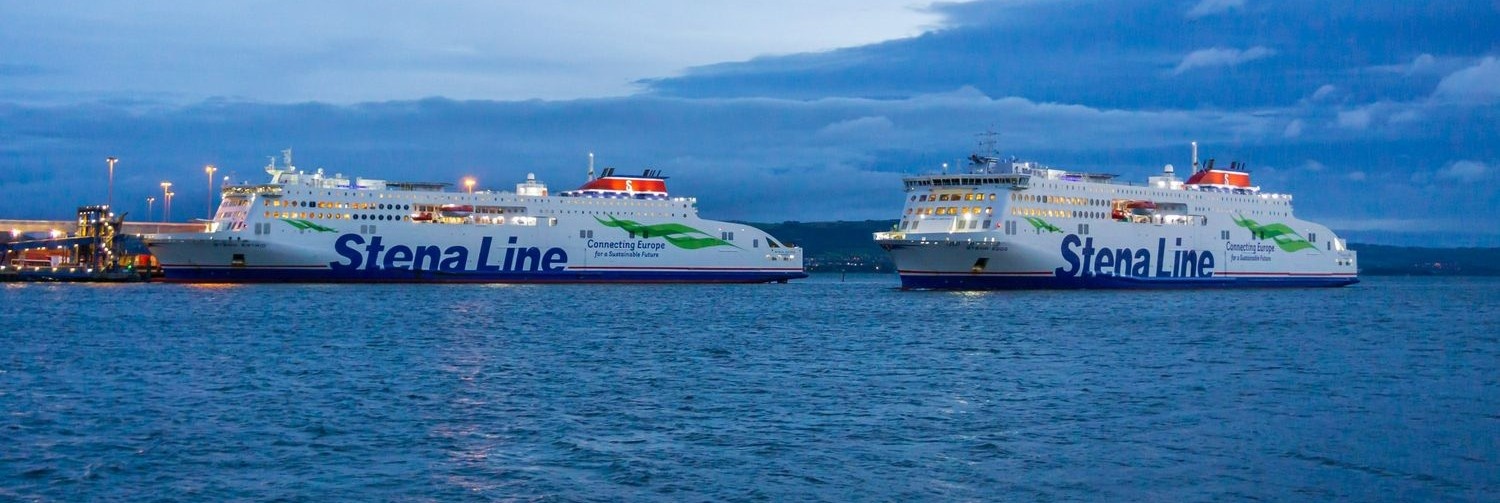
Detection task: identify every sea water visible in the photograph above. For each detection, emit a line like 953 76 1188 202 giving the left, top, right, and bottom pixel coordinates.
2 276 1496 501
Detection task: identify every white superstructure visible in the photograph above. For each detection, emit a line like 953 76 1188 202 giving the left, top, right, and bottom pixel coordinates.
874 143 1358 289
147 152 805 283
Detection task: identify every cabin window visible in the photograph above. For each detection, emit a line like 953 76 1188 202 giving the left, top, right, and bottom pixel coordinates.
753 239 760 248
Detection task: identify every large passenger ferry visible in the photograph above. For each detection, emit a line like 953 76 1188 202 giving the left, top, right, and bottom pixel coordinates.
874 142 1358 289
147 152 805 283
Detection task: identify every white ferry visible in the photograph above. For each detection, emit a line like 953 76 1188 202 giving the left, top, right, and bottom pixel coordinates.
874 142 1358 289
146 152 806 283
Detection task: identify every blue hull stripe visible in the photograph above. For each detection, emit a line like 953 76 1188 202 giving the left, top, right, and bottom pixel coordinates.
899 274 1358 290
159 267 808 284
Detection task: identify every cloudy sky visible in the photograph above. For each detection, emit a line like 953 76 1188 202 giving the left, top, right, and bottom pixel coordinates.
3 0 1497 245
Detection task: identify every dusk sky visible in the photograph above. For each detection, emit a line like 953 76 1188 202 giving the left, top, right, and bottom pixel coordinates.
3 0 1497 245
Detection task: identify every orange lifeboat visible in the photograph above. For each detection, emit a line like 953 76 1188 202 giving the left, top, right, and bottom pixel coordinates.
439 204 473 217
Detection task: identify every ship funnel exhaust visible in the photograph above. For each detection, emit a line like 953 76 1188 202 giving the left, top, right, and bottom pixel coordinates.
1191 141 1199 170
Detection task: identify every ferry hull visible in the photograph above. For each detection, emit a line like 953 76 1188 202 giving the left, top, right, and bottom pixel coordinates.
897 273 1357 290
878 230 1358 291
153 267 807 284
148 232 806 285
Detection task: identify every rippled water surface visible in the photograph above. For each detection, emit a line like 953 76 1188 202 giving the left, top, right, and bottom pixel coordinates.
3 276 1497 501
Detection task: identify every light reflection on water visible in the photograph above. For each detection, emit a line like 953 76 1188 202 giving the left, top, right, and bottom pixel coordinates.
0 275 1496 501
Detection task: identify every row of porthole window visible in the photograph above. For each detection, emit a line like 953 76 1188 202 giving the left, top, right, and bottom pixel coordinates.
266 211 408 221
907 206 993 216
266 199 413 211
912 193 996 202
1011 193 1111 206
1010 207 1108 219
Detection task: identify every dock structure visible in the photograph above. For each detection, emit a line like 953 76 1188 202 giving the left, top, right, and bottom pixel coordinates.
0 219 206 236
0 207 201 282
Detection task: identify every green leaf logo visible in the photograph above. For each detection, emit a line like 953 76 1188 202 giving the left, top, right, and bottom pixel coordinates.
280 218 338 233
594 215 737 250
1232 214 1315 252
1023 216 1063 233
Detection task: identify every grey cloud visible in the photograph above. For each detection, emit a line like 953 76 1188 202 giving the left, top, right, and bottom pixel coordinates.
1172 46 1275 75
3 89 1497 245
1433 57 1500 105
1185 0 1246 19
0 92 1280 221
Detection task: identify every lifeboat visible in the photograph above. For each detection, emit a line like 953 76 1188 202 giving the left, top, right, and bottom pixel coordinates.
439 204 473 217
1126 200 1157 220
1111 200 1157 221
410 212 434 222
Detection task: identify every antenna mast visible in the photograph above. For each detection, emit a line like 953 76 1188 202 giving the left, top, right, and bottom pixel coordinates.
588 152 596 181
976 129 999 156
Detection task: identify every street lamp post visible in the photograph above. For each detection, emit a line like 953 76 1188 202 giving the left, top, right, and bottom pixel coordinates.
106 157 118 211
464 177 476 194
147 197 155 221
205 165 217 218
160 181 173 222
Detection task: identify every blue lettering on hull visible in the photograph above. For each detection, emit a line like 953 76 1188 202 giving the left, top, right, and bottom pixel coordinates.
900 274 1356 290
331 234 567 273
159 233 806 283
1056 234 1215 279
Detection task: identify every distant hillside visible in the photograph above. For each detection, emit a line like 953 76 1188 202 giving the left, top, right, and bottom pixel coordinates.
1350 244 1500 276
743 220 1500 275
745 220 897 272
